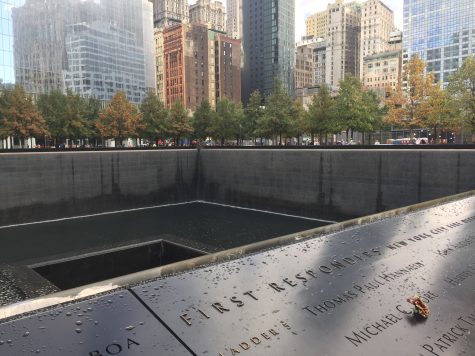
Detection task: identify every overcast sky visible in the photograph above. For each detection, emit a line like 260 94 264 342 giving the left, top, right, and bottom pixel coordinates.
189 0 403 41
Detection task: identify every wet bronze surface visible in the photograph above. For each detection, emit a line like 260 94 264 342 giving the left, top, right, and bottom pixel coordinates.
1 196 474 355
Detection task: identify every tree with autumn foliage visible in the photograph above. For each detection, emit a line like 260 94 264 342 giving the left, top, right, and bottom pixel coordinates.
0 85 49 147
168 100 192 145
96 91 143 147
447 55 475 142
424 84 459 142
385 55 435 130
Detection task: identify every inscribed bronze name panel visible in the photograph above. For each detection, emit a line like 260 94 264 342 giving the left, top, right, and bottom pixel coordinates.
0 291 192 356
132 197 475 356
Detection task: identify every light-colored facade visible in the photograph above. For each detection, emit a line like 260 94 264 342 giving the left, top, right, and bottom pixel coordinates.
226 0 242 39
12 0 155 104
151 0 189 29
155 29 165 102
189 0 226 33
295 86 322 109
305 11 328 39
325 0 361 88
388 30 402 52
360 0 395 80
403 0 475 85
295 38 326 89
363 50 401 97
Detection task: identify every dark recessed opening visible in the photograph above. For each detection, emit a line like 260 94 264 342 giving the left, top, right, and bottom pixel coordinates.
31 240 206 290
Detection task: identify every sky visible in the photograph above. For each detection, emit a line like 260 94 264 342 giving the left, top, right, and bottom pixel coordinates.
189 0 404 41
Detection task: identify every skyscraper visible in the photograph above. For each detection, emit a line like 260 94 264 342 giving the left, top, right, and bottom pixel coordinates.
0 0 25 86
226 0 242 39
295 37 326 89
151 0 189 29
12 0 155 104
242 0 295 103
403 0 475 85
325 0 361 88
360 0 395 79
305 11 328 39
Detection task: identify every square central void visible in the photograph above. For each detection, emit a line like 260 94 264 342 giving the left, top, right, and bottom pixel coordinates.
0 202 334 265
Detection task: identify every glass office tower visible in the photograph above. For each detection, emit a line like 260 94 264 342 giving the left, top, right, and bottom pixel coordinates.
0 0 24 85
242 0 295 104
10 0 154 104
403 0 475 85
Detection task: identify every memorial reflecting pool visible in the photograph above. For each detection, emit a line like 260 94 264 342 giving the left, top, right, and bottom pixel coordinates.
0 202 336 265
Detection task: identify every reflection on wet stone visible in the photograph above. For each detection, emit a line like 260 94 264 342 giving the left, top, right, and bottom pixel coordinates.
0 196 474 355
0 292 191 355
132 197 475 355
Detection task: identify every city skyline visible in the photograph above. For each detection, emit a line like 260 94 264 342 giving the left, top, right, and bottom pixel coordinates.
190 0 404 41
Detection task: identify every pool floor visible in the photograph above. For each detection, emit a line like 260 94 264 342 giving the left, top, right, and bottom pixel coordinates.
0 202 336 265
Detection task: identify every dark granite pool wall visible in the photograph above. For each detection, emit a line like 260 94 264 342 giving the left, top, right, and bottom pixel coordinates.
0 150 198 225
1 149 474 225
198 149 475 219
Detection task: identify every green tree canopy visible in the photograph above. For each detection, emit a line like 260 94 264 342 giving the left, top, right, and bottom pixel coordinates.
334 74 369 138
83 97 102 142
140 91 169 142
96 91 143 146
258 78 293 144
38 90 90 145
361 89 388 134
447 55 475 140
64 91 90 142
191 100 213 142
291 99 306 144
210 97 242 145
168 100 192 145
37 90 67 143
305 84 336 142
244 90 264 140
0 85 49 147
